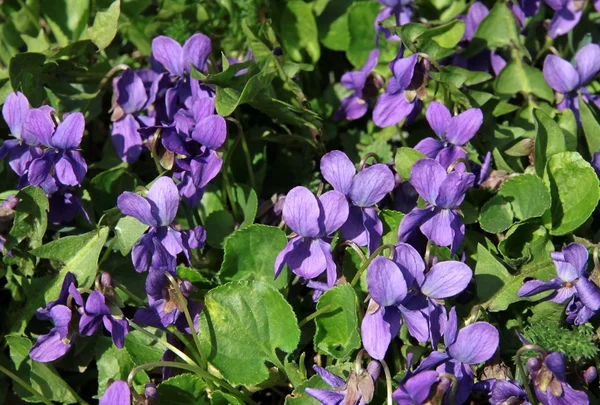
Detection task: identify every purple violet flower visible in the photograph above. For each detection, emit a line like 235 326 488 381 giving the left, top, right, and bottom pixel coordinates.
79 290 129 348
527 352 589 405
545 0 584 38
393 353 451 405
414 102 483 169
305 362 380 405
335 50 380 121
320 150 395 254
372 48 426 128
474 379 532 405
274 186 349 287
99 380 158 405
543 43 600 121
517 243 600 313
117 177 206 272
398 158 475 254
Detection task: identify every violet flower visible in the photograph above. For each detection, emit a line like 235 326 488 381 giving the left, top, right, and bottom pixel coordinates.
372 47 426 128
474 379 532 405
117 177 206 272
413 308 499 404
545 0 584 38
527 352 588 404
398 158 475 254
320 150 395 254
25 109 87 189
543 43 600 121
100 380 158 405
414 102 483 169
510 0 541 28
274 186 349 287
0 91 42 177
334 50 380 121
305 362 380 405
517 243 600 313
393 353 451 405
565 296 596 325
133 271 202 334
36 272 80 320
79 290 129 348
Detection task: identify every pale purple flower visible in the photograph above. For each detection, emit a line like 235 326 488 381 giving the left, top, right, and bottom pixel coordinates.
373 48 425 128
274 186 349 287
543 43 600 121
335 50 380 121
518 243 600 313
527 352 589 405
393 353 451 405
79 290 129 348
412 308 499 404
545 0 584 38
474 379 532 405
305 362 380 405
565 296 596 325
414 102 483 169
117 177 206 272
99 380 157 405
398 159 475 253
320 150 395 254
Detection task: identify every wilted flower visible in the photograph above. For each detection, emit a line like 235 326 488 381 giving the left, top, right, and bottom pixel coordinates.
414 101 483 169
275 186 349 286
398 158 475 253
527 352 588 404
305 362 380 405
320 150 395 254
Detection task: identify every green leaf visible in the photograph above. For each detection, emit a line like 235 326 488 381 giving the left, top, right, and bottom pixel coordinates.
474 244 555 312
543 152 600 235
157 374 209 405
533 109 566 176
558 108 577 152
443 66 492 86
418 20 465 49
498 221 554 268
494 62 554 103
233 184 258 228
467 1 519 55
215 63 276 116
280 1 320 63
314 284 361 359
9 52 46 106
395 147 426 180
89 167 137 213
498 174 551 221
6 335 78 403
579 94 600 156
124 329 166 365
82 0 121 51
205 210 236 248
7 186 49 250
96 337 148 396
346 2 380 68
218 225 288 289
42 0 90 46
380 209 404 245
199 280 300 385
317 0 352 51
115 216 148 256
479 195 514 233
212 391 243 405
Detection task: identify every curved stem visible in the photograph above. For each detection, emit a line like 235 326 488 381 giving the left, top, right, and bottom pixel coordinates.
127 361 203 386
438 372 458 405
354 349 365 373
447 158 471 173
298 304 332 328
380 359 393 405
0 364 54 405
350 244 396 287
516 344 546 405
337 240 368 263
359 153 381 171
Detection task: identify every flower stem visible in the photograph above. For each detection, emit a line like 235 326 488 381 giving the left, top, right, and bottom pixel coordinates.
298 304 332 328
438 372 458 405
0 364 54 405
515 344 546 405
227 117 256 190
350 244 396 287
129 322 197 366
167 326 204 365
359 152 381 171
447 158 471 173
98 236 117 268
113 279 146 306
380 359 393 405
337 240 367 263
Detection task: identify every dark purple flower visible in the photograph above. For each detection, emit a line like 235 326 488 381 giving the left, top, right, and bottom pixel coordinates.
545 0 583 38
133 271 202 334
48 191 89 225
117 177 206 272
305 362 380 405
30 305 75 362
543 43 600 121
320 150 395 254
376 0 413 40
518 243 600 313
25 110 87 188
79 290 129 348
36 272 81 320
565 296 596 325
393 353 451 405
527 352 588 405
413 308 499 404
335 50 380 120
398 159 475 253
274 186 349 287
474 379 532 405
373 48 426 128
414 102 483 169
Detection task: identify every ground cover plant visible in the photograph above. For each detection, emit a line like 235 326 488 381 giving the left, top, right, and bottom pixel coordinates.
1 0 600 404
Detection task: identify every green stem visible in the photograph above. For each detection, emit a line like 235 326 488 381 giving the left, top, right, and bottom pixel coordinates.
222 169 240 221
167 326 204 365
359 152 381 171
0 364 54 405
438 372 458 405
98 237 117 268
338 241 368 263
380 359 393 405
129 322 197 366
113 280 146 307
127 361 204 386
350 244 396 287
298 304 332 328
227 118 256 190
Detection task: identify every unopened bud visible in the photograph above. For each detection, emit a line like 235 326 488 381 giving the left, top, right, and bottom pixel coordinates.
584 366 597 384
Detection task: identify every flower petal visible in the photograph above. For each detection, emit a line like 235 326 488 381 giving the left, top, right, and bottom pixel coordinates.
420 209 458 248
51 113 84 149
283 238 327 280
445 108 483 146
410 158 446 204
191 115 226 150
182 33 212 73
464 1 489 41
334 95 369 121
394 242 425 288
575 44 600 86
543 55 579 93
561 243 589 276
361 306 402 360
517 278 562 297
100 381 131 405
117 69 148 114
363 207 383 255
547 3 582 39
117 192 158 227
2 91 29 138
421 261 472 299
275 238 295 280
414 137 444 159
152 36 184 76
576 277 600 311
425 101 451 138
27 154 54 186
390 54 418 89
22 108 55 146
111 115 142 163
448 322 499 364
435 171 475 209
190 150 223 189
147 177 179 226
29 330 72 362
283 186 321 237
373 88 417 128
304 388 345 405
444 306 458 348
436 145 468 170
318 190 349 236
312 366 345 388
349 164 395 207
367 256 408 307
397 207 436 244
320 150 355 195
